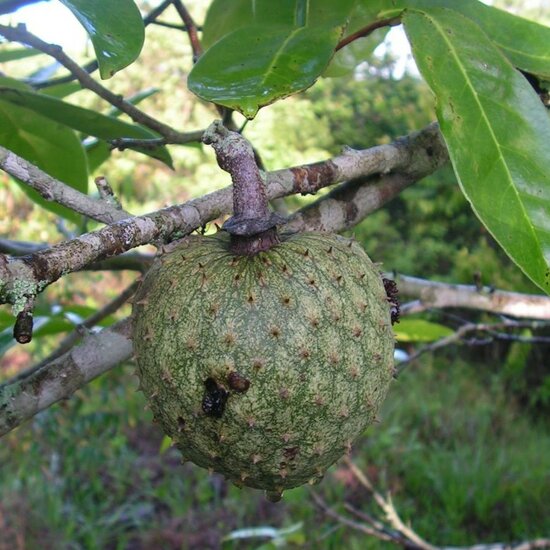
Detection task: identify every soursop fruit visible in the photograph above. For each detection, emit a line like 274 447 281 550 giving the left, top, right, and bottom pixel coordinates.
133 231 394 497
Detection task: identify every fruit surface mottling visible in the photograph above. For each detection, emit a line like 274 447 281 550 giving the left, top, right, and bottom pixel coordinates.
133 232 394 494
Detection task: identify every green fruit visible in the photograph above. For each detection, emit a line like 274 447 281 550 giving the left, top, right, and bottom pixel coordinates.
133 231 394 498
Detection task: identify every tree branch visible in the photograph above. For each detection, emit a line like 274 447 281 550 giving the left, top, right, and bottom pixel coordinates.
13 280 139 382
0 146 131 224
0 124 447 310
0 317 133 437
0 239 153 272
336 17 401 51
396 274 550 320
284 124 447 232
397 319 550 371
270 123 445 196
172 0 203 62
0 23 203 145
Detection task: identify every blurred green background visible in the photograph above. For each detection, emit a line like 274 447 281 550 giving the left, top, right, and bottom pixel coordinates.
0 1 548 548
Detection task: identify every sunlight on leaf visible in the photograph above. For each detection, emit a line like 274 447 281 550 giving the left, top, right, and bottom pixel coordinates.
394 319 453 342
59 0 144 78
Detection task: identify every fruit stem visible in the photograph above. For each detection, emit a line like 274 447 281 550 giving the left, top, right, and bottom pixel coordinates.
203 121 281 255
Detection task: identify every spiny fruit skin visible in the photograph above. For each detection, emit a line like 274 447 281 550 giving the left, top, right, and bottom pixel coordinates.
133 232 394 494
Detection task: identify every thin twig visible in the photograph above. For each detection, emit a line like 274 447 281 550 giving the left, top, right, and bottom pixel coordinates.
0 23 203 145
151 21 189 32
109 137 167 151
397 320 550 371
395 274 550 320
336 17 401 51
172 0 203 61
31 0 174 89
344 458 437 550
311 492 395 542
0 318 133 437
344 502 404 541
0 145 130 224
333 459 550 550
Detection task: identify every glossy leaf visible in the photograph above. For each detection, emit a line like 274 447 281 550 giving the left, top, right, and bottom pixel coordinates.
189 24 342 118
405 9 550 293
201 0 249 49
196 0 356 115
0 77 88 222
360 0 550 78
202 0 354 49
393 319 453 343
0 86 172 167
58 0 144 79
202 0 291 48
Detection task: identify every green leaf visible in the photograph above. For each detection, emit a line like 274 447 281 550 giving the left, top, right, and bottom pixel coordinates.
0 77 88 223
202 0 295 48
201 0 250 49
202 0 354 50
0 315 53 358
84 140 111 174
189 24 343 118
0 46 41 62
0 309 14 332
0 86 172 167
33 316 75 337
405 9 550 293
196 0 357 116
158 435 172 454
394 319 453 343
0 326 16 357
58 0 145 79
82 87 163 173
361 0 550 78
41 82 82 99
223 523 304 543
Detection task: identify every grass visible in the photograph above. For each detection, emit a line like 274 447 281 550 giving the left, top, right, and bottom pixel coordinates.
0 352 548 549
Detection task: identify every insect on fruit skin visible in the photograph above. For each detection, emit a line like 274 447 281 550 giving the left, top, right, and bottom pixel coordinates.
227 371 250 393
201 378 228 418
133 232 394 494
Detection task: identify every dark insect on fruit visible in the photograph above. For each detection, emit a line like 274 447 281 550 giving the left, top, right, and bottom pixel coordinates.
202 377 229 418
227 371 250 393
382 277 400 325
